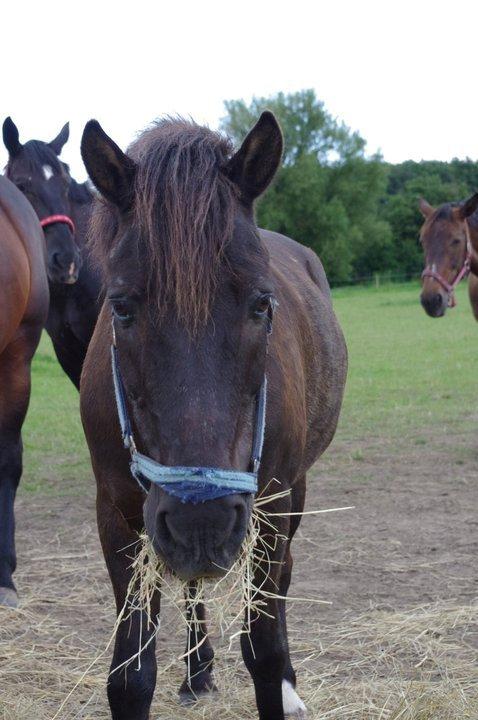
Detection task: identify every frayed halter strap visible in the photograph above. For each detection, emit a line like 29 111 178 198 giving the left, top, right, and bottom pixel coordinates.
421 219 472 308
110 308 274 504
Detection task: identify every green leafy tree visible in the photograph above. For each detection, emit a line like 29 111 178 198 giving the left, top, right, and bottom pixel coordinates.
222 90 478 282
221 89 389 283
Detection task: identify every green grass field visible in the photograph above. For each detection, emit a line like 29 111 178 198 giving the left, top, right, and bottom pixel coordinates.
21 280 476 495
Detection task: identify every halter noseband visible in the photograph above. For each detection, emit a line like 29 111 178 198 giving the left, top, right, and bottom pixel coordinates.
110 306 275 504
421 219 472 308
40 214 76 234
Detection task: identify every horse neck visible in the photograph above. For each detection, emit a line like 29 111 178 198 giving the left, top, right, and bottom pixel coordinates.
68 180 93 250
464 213 478 275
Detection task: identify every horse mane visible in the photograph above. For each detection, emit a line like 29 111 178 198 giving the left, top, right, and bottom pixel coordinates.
69 178 94 205
5 140 93 209
432 202 461 222
5 140 62 178
90 118 240 332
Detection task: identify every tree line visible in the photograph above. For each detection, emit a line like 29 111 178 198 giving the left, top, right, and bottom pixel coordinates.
220 90 478 285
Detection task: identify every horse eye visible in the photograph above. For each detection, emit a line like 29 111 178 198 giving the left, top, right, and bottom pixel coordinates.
253 294 272 317
451 238 461 246
111 300 135 324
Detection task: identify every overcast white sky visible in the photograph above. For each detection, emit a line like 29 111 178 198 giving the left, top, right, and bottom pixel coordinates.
1 0 476 180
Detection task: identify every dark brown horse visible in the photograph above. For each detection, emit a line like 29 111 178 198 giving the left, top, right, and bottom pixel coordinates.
3 118 101 388
419 194 478 319
0 175 49 607
80 114 347 720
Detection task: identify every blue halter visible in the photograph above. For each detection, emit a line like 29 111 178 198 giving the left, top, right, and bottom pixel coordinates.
110 315 272 504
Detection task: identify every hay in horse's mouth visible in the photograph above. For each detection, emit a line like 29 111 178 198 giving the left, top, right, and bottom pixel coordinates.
110 487 290 675
112 486 349 677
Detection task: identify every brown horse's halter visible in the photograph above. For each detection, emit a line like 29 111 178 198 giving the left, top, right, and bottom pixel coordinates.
421 219 472 308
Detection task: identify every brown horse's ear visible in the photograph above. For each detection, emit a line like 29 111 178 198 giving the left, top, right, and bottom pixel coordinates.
81 120 136 211
49 122 70 155
458 192 478 219
2 117 23 157
419 197 434 218
225 111 283 202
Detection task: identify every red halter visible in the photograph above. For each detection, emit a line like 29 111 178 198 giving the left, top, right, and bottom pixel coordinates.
421 219 472 308
40 214 76 234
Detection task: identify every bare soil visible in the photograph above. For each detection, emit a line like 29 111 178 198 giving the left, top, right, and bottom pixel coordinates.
1 425 477 719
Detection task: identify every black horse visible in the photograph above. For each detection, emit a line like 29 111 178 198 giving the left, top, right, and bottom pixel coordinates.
3 118 102 388
80 114 347 720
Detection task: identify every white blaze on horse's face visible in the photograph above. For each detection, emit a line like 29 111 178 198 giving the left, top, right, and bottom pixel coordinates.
42 165 54 180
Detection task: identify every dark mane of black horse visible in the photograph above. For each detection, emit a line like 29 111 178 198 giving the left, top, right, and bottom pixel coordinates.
69 178 94 205
4 139 62 177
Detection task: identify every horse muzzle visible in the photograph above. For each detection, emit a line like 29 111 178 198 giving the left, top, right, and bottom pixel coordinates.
144 488 253 580
420 289 447 317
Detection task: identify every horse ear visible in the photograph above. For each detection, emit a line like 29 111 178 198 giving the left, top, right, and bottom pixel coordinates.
459 192 478 219
49 122 70 155
225 111 283 202
2 117 22 157
419 197 434 218
81 120 136 211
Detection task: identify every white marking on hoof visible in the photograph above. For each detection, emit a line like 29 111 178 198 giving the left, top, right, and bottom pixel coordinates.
282 679 306 717
0 587 19 608
43 165 54 180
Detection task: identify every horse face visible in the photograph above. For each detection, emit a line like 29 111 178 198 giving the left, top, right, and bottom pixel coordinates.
82 114 283 580
3 118 81 284
419 195 478 317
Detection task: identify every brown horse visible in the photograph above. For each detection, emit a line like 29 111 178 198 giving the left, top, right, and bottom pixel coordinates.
419 194 478 318
80 114 347 720
0 175 49 607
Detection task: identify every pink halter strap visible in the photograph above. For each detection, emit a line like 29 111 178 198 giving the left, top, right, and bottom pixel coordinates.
421 219 472 308
40 214 76 234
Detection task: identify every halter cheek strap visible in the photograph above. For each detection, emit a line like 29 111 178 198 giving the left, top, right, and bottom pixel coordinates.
40 214 76 234
110 306 274 503
421 219 472 307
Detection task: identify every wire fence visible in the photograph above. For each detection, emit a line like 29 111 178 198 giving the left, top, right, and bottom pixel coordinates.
329 272 422 289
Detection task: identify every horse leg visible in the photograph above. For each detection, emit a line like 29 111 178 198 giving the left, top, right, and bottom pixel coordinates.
178 582 217 703
240 507 291 720
0 334 36 607
97 487 160 720
278 479 307 718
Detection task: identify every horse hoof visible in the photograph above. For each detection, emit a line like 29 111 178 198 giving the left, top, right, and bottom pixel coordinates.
282 680 307 718
178 673 218 705
0 587 19 608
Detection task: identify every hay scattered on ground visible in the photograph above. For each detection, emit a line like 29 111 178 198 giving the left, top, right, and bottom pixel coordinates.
1 492 476 719
1 574 476 720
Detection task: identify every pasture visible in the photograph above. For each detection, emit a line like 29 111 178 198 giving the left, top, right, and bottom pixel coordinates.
1 280 477 719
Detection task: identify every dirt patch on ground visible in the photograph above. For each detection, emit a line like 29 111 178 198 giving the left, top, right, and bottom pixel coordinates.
1 428 477 719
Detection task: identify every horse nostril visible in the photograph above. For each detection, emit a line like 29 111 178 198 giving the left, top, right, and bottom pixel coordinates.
436 293 443 307
156 511 172 544
232 502 247 535
51 252 62 269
